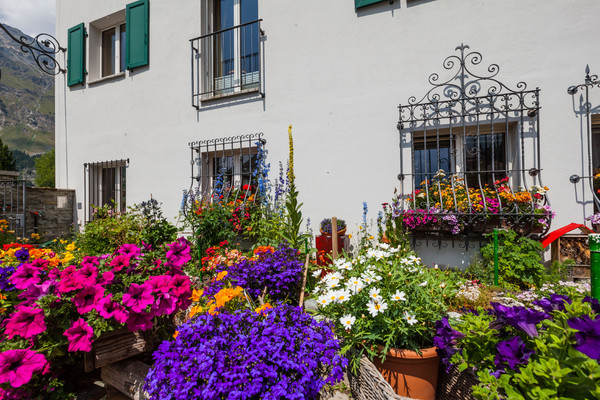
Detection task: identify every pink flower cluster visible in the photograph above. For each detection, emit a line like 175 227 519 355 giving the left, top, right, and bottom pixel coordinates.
0 238 193 390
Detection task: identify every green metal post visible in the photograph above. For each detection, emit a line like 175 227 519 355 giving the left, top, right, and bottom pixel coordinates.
588 234 600 300
493 228 499 287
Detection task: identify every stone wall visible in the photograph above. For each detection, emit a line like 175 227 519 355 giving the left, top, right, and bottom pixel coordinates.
25 187 75 240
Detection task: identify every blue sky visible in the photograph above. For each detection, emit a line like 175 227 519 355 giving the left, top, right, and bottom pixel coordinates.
0 0 55 37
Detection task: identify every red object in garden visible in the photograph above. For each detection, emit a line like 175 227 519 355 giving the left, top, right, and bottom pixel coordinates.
315 235 349 266
540 223 594 248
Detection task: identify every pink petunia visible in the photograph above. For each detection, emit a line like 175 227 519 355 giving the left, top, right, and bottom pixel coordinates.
96 294 117 319
111 303 129 324
63 318 94 352
58 265 80 293
72 285 105 314
126 312 153 332
122 283 154 313
117 244 141 259
151 292 177 316
29 258 50 270
165 237 192 268
82 256 100 266
109 255 130 273
8 264 41 290
5 306 46 340
17 280 54 305
146 275 171 293
98 270 115 286
0 349 48 388
73 264 98 287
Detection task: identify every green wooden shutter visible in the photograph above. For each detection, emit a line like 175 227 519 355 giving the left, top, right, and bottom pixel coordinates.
126 0 149 69
67 23 85 86
355 0 387 8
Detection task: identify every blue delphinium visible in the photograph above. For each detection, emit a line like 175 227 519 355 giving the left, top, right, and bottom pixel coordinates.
145 304 346 400
362 202 368 226
205 245 303 302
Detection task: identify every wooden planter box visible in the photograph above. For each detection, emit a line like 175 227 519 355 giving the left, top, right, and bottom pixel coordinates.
84 329 154 372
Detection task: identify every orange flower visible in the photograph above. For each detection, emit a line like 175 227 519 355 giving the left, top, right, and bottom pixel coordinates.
190 288 204 302
216 271 228 281
255 303 272 315
173 331 179 339
213 286 243 308
189 305 203 318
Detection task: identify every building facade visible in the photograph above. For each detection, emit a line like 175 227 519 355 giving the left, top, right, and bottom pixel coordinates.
55 0 600 266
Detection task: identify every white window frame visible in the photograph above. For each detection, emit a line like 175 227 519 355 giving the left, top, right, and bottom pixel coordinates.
89 9 127 83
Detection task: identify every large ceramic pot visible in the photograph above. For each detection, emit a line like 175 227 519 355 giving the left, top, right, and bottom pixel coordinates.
372 346 439 400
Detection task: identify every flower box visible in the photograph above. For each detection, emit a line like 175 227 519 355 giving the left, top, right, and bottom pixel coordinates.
83 329 155 372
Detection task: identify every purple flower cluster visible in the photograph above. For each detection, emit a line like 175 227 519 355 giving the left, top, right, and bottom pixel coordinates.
205 245 303 301
145 304 346 400
492 336 534 377
0 264 16 291
433 317 464 371
567 314 600 360
489 302 549 337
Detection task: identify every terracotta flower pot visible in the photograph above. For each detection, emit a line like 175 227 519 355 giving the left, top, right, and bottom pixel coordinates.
320 228 346 236
373 346 439 400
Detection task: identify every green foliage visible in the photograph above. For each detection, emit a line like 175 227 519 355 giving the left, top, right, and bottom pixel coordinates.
138 198 178 249
446 299 600 399
246 206 286 247
282 182 307 250
75 200 176 256
34 149 55 187
476 229 545 290
0 137 16 171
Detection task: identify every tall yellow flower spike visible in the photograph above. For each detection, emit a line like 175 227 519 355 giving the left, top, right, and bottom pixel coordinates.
287 124 295 184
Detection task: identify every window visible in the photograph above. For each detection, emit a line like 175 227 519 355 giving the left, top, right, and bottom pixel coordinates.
79 0 148 83
84 159 128 221
413 128 508 189
192 0 262 104
189 134 264 198
101 24 126 77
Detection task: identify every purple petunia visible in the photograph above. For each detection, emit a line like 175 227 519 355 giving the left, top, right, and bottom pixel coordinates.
494 336 535 373
489 302 549 337
165 237 192 271
4 306 46 340
64 318 94 352
434 317 465 371
533 294 572 314
72 285 105 314
567 315 600 360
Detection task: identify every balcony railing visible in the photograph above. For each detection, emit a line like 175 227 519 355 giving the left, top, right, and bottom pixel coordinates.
191 19 263 107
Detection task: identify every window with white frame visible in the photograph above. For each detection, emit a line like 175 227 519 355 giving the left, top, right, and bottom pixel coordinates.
84 159 128 221
192 0 262 104
89 10 126 81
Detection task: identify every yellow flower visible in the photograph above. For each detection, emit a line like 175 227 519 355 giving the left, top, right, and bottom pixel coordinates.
189 305 203 318
255 303 272 315
348 234 352 239
216 271 228 281
31 233 41 240
190 288 204 302
66 243 76 252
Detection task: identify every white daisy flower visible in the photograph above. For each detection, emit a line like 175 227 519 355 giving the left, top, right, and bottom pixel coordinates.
367 300 388 317
311 269 322 278
408 267 419 273
317 294 330 307
346 277 365 294
390 290 407 302
327 290 339 303
378 242 390 250
340 314 356 329
439 282 446 289
324 271 343 284
404 311 418 325
336 289 351 303
326 280 339 289
419 281 428 287
369 287 381 302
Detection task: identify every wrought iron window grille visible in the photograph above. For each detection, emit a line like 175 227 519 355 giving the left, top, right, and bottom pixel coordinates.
0 180 27 238
190 19 264 108
83 159 129 222
567 65 600 214
396 44 550 238
185 133 265 215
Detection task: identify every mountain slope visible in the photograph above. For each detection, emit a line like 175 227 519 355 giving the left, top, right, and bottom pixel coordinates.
0 24 54 155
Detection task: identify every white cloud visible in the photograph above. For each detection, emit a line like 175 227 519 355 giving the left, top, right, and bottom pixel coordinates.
0 0 56 37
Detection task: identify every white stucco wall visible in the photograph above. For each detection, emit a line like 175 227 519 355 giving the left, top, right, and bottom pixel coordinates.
55 0 600 264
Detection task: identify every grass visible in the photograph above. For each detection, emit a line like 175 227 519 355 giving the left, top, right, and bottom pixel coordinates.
0 125 54 154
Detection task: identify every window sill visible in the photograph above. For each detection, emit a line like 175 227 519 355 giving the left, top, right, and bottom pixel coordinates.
88 72 126 86
200 86 261 105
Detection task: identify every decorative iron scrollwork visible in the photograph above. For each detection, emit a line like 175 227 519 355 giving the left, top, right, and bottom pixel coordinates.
0 23 65 76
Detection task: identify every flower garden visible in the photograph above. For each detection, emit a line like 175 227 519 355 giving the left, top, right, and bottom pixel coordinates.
0 127 598 400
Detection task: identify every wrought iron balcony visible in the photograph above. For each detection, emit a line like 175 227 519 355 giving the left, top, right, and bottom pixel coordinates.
190 19 263 107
